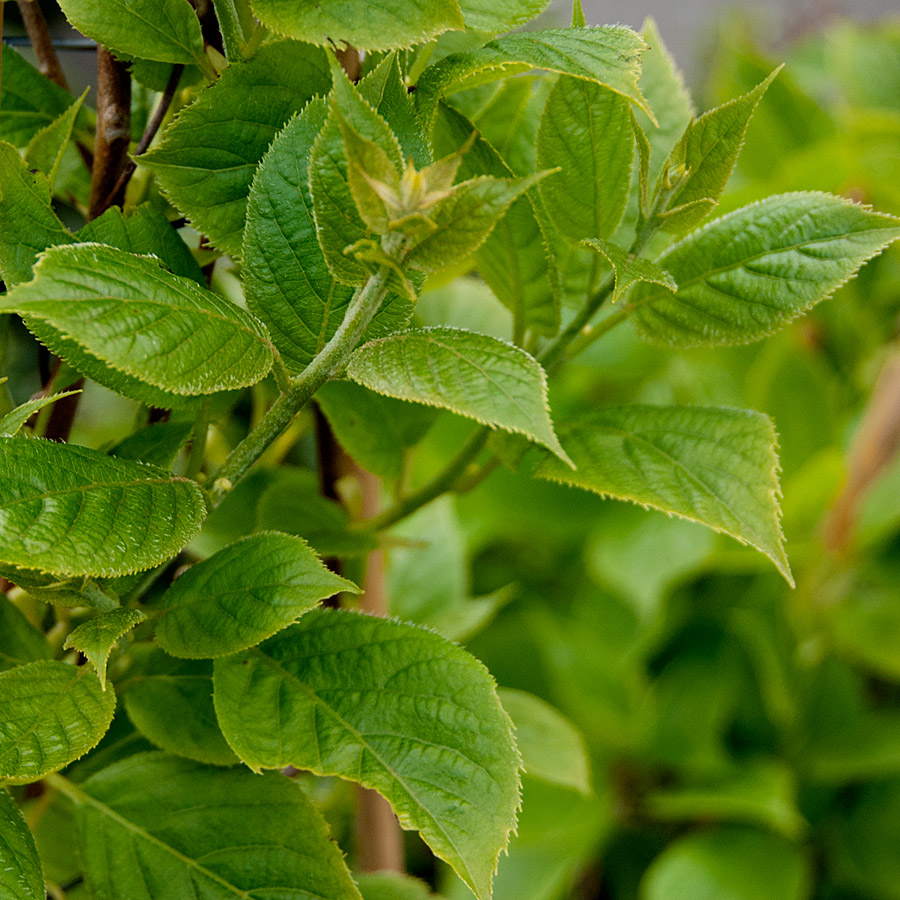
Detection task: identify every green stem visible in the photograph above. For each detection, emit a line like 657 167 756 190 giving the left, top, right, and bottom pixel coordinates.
564 305 632 357
186 400 210 480
209 268 392 507
211 0 246 61
362 427 490 532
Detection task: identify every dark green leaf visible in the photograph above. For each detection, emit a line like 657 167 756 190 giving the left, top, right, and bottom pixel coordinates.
214 609 521 900
0 390 81 436
109 421 194 469
140 41 331 256
24 89 87 190
582 238 676 303
458 0 549 36
72 753 362 899
0 787 44 900
0 598 50 672
0 661 116 782
0 437 206 577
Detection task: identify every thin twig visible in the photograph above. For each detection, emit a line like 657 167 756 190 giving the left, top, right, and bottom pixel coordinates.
102 63 184 209
16 0 69 89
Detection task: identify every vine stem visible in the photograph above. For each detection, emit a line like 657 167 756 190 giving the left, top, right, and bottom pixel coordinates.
208 267 392 507
16 0 68 90
211 0 246 61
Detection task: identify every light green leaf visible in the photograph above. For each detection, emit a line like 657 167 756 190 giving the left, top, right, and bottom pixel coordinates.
497 405 791 584
416 27 651 130
316 380 436 480
432 102 559 337
1 244 275 399
71 753 362 900
156 532 357 659
0 390 80 436
347 327 571 464
654 69 779 236
63 608 146 690
109 421 194 469
630 193 900 346
537 77 634 244
498 688 591 795
458 0 549 36
0 142 73 287
310 63 404 286
78 203 205 284
0 661 116 782
250 0 464 51
0 598 50 672
214 609 521 900
0 44 76 147
122 656 238 766
641 827 810 900
140 41 331 256
24 89 88 191
406 172 549 274
0 787 44 900
636 17 694 185
0 437 206 577
582 238 676 303
56 0 208 67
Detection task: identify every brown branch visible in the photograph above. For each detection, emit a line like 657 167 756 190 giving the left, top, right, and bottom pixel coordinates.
355 464 405 874
16 0 69 90
88 47 132 220
103 63 184 209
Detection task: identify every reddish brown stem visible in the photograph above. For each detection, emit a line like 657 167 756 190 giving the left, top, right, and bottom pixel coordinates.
355 465 405 873
16 0 69 90
88 47 132 220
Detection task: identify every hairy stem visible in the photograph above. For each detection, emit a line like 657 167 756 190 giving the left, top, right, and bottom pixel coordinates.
361 427 490 533
212 0 246 60
208 268 392 506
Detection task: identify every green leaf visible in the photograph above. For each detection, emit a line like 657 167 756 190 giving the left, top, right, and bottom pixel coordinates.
654 69 779 236
121 656 238 766
497 405 791 584
109 421 194 469
63 609 146 689
140 41 331 256
498 688 591 795
537 77 634 244
156 532 357 659
582 238 676 303
56 0 208 68
406 171 549 275
316 380 436 480
0 661 116 782
0 390 81 436
244 98 411 371
214 609 521 900
0 787 44 900
641 827 810 900
1 244 275 400
78 203 205 284
310 64 404 287
347 327 571 464
24 89 88 191
0 598 50 672
0 44 76 148
249 0 464 51
358 873 439 900
0 437 206 577
0 142 73 287
0 566 120 611
70 753 362 900
416 27 651 131
458 0 549 36
630 193 900 347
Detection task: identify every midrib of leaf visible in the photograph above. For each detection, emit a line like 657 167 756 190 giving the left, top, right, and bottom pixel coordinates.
248 646 478 891
0 666 92 772
0 475 195 511
47 774 254 900
555 421 784 567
